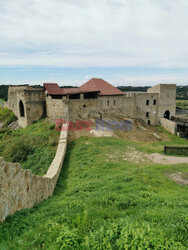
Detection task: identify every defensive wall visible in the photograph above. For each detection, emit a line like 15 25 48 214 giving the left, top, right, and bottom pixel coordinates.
161 118 177 134
5 83 177 127
0 105 69 222
5 86 45 128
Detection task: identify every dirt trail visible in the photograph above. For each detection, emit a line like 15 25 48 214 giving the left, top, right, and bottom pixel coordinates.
149 153 188 165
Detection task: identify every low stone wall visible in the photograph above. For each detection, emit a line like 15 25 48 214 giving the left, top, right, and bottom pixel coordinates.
0 116 69 222
161 118 177 134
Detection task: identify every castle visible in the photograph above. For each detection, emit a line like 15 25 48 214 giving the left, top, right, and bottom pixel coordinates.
5 78 176 128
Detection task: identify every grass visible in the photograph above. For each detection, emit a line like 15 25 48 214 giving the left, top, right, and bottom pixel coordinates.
0 117 60 176
176 99 188 110
0 133 187 249
0 106 17 127
0 98 4 104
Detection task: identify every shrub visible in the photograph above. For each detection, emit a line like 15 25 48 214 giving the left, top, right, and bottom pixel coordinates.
0 106 17 127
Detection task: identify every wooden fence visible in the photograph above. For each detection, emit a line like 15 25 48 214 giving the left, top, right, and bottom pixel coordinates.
164 146 188 156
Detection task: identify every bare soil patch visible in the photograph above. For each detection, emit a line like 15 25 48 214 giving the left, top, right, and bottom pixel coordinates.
166 172 188 185
106 146 149 164
149 153 188 165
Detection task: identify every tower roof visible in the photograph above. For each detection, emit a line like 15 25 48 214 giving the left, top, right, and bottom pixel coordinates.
80 78 124 96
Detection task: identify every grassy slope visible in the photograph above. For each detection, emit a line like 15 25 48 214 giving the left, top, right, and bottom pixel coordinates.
0 106 17 127
0 134 187 249
0 118 60 176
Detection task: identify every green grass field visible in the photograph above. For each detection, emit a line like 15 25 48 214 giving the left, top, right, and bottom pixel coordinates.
176 99 188 110
0 107 60 175
0 132 187 249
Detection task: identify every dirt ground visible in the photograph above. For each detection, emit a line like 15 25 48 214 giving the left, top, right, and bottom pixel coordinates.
166 172 188 185
149 153 188 165
68 120 169 142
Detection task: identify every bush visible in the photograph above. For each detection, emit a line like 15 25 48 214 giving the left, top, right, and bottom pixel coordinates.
4 136 34 163
0 106 17 127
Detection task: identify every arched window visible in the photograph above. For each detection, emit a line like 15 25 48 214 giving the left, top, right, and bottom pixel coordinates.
19 100 25 117
164 110 170 119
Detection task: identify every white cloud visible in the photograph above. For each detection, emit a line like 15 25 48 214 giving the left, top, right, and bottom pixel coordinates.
0 0 188 68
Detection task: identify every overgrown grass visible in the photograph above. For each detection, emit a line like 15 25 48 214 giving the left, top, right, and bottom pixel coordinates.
0 106 17 127
0 98 4 104
0 119 59 175
0 135 187 249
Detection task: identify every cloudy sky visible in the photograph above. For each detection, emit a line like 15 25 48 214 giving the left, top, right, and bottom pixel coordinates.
0 0 188 86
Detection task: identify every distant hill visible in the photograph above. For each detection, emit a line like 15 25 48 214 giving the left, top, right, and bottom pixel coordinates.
176 85 188 100
118 85 188 100
0 85 9 101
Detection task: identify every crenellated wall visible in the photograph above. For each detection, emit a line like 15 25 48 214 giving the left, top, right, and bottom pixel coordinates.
0 106 69 223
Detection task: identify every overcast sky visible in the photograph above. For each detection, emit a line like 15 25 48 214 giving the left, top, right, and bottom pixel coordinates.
0 0 188 86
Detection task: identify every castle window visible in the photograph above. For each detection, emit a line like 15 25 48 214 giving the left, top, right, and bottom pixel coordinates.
153 99 156 105
69 94 80 99
113 100 115 105
107 100 109 106
146 112 149 118
19 100 25 117
148 120 151 125
146 100 149 105
84 92 98 99
83 104 86 108
52 95 62 99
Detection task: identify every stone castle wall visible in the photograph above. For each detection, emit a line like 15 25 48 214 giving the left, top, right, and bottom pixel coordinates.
5 86 45 128
0 105 69 222
135 93 159 125
161 118 177 134
147 84 176 122
5 83 177 127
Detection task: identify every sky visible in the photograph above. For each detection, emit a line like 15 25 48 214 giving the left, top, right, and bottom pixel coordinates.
0 0 188 86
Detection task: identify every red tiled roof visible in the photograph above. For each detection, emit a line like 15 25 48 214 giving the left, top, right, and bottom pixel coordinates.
61 88 81 95
44 83 62 95
44 79 123 96
44 83 97 95
80 78 124 96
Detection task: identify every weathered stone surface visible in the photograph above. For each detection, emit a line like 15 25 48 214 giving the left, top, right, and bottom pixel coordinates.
0 108 69 223
7 121 21 130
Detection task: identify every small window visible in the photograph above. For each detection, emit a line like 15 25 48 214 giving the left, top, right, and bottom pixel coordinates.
148 120 151 125
107 100 109 106
83 104 86 108
153 99 156 105
113 100 115 105
146 112 149 118
146 100 149 105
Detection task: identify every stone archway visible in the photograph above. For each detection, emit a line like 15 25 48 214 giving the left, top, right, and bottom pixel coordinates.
19 100 25 117
164 110 170 119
